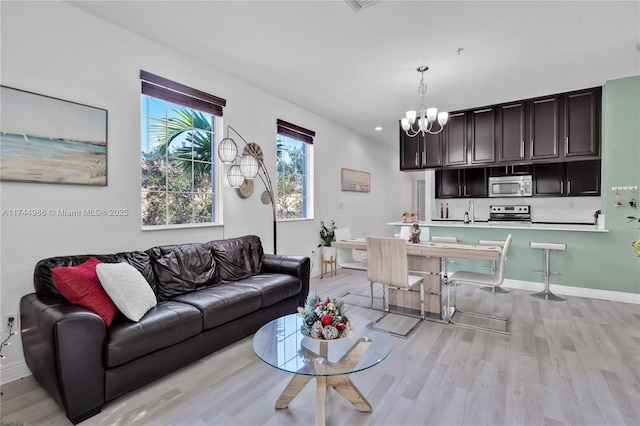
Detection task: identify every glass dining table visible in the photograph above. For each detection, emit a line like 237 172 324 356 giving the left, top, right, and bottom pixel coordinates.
253 313 393 426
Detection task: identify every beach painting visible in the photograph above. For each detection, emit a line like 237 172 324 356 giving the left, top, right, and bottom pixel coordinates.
0 86 107 185
341 168 370 193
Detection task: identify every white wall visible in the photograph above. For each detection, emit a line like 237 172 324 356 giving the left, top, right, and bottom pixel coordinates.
0 1 414 382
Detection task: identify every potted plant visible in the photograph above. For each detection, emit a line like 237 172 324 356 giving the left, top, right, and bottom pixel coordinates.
319 220 337 260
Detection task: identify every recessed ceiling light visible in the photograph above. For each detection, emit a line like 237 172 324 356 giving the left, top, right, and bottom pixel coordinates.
374 126 383 131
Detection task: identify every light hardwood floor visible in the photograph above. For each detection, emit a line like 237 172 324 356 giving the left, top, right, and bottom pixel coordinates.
1 269 639 425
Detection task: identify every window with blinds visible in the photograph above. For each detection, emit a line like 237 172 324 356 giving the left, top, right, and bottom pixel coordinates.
276 119 315 220
140 71 225 227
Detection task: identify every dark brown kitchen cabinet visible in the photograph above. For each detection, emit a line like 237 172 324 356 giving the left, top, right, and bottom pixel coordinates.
462 167 488 197
399 126 442 170
533 163 563 196
470 107 496 164
533 160 600 197
399 128 422 170
436 169 461 198
529 95 560 160
436 167 487 198
444 112 468 166
496 102 526 162
563 88 601 158
566 160 600 195
423 132 443 167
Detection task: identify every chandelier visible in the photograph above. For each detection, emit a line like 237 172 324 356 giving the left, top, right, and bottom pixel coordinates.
401 66 448 137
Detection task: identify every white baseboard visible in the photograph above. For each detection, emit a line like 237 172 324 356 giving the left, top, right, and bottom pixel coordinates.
502 279 640 305
0 360 31 385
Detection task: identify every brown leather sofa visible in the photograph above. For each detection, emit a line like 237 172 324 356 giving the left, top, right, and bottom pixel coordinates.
20 235 310 424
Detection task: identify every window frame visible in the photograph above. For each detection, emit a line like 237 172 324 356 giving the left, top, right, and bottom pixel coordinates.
276 119 315 221
140 71 225 230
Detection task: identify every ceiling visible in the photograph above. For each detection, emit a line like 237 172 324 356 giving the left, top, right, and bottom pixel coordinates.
67 0 640 147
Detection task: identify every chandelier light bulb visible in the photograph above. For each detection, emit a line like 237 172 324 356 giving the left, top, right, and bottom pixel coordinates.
426 108 438 122
438 112 449 126
405 110 417 125
401 118 410 131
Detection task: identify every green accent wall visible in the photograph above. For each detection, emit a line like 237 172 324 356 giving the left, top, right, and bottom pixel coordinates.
425 76 640 294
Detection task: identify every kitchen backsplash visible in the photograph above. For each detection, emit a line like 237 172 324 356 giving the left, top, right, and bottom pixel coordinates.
433 197 601 224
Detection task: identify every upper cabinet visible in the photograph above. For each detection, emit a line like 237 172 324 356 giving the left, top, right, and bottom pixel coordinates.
435 167 487 199
496 102 526 162
444 112 468 166
529 95 561 160
400 86 601 172
563 88 601 158
399 124 443 170
470 107 496 164
532 159 600 197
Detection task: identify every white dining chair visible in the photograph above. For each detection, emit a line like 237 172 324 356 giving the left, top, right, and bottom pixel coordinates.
445 234 513 334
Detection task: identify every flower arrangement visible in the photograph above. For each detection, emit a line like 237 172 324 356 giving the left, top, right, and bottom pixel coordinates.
402 211 418 223
319 220 337 247
298 291 350 340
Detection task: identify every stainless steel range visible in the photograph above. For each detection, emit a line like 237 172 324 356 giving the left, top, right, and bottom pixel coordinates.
489 205 531 222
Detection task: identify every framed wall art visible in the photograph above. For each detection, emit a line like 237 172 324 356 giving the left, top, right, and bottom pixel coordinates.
341 168 370 193
0 85 108 186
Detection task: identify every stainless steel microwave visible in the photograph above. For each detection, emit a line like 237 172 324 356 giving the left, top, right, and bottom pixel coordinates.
488 175 533 197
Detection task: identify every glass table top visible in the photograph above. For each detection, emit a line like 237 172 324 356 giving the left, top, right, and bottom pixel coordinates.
253 313 393 377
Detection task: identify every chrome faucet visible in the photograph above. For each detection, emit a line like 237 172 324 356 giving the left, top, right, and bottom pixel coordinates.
468 201 475 224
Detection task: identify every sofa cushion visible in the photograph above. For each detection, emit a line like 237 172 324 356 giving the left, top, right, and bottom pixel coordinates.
96 263 158 322
148 242 219 300
233 274 301 308
51 257 119 326
34 251 155 298
105 300 202 368
210 235 263 283
173 284 262 330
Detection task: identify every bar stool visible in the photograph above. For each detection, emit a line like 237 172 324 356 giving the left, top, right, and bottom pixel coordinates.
530 242 566 301
478 239 510 294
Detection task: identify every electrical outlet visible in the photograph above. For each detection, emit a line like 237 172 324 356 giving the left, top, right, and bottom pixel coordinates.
2 313 17 333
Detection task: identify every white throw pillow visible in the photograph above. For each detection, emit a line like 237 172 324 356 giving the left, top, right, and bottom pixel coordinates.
96 262 157 322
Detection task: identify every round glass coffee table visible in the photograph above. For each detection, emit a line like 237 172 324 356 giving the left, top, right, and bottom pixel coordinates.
253 313 392 426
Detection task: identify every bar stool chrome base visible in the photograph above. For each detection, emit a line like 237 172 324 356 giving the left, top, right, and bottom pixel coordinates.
531 289 565 301
530 241 567 302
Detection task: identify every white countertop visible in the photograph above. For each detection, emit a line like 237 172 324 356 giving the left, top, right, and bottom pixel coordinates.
388 221 608 233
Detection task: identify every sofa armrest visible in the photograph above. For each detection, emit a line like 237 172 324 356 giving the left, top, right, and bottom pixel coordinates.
260 255 310 306
21 294 106 424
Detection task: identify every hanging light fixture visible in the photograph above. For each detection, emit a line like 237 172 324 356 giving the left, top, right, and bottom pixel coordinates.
401 66 449 137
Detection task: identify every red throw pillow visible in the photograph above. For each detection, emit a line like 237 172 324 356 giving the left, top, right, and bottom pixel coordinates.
52 257 118 326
